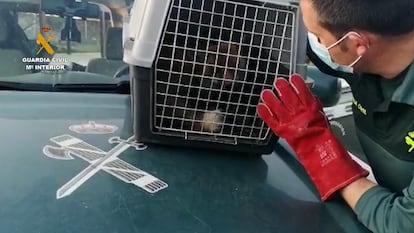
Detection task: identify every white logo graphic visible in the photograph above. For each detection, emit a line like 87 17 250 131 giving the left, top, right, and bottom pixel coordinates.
329 120 346 136
43 135 167 199
69 121 119 134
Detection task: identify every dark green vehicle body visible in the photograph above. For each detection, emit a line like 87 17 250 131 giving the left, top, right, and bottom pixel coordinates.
0 88 370 233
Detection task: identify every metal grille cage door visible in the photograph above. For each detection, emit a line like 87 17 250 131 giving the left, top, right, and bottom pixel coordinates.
123 0 306 150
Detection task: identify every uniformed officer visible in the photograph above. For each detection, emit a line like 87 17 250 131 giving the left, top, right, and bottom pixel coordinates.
257 0 414 233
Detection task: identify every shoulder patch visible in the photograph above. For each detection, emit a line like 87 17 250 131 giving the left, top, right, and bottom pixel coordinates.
405 131 414 153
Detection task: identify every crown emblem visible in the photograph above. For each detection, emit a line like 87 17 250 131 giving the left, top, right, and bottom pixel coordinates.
69 121 118 134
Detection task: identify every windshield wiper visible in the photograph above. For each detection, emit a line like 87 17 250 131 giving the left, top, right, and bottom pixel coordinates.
54 81 130 94
0 80 131 94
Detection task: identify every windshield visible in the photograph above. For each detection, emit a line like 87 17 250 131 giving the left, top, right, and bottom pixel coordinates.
0 0 131 90
18 12 104 66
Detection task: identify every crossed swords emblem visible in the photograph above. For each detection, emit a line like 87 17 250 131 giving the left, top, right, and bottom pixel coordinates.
36 32 55 56
43 135 167 199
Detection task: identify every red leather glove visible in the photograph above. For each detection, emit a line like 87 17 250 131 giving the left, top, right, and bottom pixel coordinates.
257 74 369 201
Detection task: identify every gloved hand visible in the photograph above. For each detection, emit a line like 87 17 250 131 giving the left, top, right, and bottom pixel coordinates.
257 74 369 201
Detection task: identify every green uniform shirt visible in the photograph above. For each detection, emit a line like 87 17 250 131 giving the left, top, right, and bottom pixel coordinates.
307 42 414 232
344 60 414 233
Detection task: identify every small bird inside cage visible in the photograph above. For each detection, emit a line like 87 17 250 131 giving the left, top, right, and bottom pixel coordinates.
157 40 289 136
195 42 247 90
192 42 250 133
159 42 244 133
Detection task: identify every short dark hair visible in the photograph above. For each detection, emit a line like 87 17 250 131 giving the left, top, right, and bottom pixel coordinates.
309 0 414 36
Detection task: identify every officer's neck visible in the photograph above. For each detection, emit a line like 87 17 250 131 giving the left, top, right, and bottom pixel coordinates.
369 32 414 79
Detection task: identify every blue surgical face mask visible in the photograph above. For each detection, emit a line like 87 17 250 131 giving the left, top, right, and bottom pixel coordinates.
308 31 363 73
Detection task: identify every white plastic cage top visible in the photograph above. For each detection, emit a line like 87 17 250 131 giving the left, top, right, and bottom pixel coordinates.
124 0 307 145
123 0 303 68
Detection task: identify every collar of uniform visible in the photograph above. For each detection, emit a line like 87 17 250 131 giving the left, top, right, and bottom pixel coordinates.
390 60 414 106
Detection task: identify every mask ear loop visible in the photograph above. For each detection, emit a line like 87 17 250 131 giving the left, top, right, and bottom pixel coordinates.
348 55 362 67
326 31 361 50
327 31 367 67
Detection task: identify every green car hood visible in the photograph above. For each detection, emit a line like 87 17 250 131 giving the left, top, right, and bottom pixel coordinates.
0 90 370 233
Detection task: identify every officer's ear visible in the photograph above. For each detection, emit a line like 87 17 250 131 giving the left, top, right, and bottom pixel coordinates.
348 33 370 57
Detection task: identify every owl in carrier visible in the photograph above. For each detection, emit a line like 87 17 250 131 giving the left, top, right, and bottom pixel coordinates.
157 40 290 137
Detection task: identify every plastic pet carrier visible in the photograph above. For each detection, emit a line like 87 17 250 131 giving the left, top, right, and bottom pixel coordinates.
123 0 308 155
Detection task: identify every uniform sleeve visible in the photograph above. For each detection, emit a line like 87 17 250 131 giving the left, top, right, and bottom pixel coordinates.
355 176 414 233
